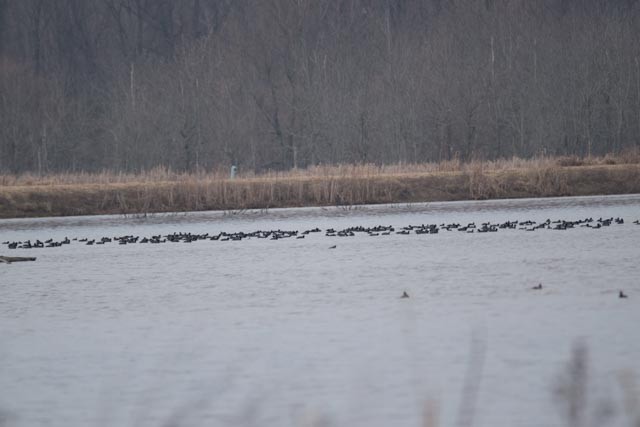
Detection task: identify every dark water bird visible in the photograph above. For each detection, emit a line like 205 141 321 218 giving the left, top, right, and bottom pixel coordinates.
619 291 628 299
2 214 631 253
401 291 410 298
328 245 337 249
532 283 543 290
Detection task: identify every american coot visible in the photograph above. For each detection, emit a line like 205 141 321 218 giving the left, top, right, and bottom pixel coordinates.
401 291 410 298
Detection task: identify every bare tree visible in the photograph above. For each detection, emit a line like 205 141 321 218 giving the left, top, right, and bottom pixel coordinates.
2 0 640 174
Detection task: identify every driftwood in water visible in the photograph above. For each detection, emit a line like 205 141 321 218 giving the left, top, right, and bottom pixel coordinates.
0 256 37 264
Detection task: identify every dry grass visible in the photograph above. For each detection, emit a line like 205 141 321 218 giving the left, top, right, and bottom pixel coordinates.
1 153 640 218
2 151 639 187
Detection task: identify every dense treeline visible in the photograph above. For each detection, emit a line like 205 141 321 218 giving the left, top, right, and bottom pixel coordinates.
1 0 640 174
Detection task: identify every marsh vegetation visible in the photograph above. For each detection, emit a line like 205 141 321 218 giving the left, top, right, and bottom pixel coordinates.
1 154 639 218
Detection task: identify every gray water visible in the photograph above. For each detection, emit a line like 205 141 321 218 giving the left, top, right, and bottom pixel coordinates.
1 195 639 427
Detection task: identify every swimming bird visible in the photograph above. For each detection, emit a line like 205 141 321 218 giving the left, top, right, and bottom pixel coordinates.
532 283 543 290
619 291 628 299
401 291 410 298
328 245 337 249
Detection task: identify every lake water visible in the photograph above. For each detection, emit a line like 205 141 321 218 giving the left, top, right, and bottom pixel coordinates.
1 195 639 427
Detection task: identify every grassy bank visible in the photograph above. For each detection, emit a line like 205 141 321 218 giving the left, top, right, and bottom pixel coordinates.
1 155 640 218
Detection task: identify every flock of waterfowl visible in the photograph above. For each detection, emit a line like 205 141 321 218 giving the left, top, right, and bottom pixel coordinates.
2 216 637 250
2 215 635 299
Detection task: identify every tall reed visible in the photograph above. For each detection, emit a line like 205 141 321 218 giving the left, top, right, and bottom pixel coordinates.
1 153 639 218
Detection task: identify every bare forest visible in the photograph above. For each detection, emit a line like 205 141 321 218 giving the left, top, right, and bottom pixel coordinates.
1 0 640 175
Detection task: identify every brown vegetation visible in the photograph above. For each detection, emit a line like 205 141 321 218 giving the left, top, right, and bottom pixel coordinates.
1 155 639 219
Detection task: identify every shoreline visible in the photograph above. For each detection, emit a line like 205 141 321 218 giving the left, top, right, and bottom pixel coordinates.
1 162 640 219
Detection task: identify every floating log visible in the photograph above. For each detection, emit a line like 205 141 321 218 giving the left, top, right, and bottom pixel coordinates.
0 256 37 264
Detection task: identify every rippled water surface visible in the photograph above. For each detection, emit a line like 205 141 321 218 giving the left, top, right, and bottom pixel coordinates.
1 195 640 427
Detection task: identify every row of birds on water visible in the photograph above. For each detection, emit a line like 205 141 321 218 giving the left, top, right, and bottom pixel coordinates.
400 287 630 299
2 216 638 250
